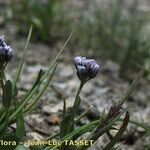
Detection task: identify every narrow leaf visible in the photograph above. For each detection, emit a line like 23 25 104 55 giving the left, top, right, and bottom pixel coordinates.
12 32 73 116
12 26 33 90
19 69 43 105
16 109 25 140
2 80 13 109
23 64 57 113
60 114 74 138
16 32 73 115
103 112 129 150
9 69 43 121
41 32 73 82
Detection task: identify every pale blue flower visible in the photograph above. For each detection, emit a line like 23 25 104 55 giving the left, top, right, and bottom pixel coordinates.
74 56 99 82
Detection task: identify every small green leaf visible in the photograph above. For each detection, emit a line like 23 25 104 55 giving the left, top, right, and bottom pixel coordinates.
2 80 13 109
60 114 74 138
16 109 25 140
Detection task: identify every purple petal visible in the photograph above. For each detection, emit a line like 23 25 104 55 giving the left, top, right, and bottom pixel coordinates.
74 56 87 68
74 56 100 81
85 59 97 70
77 66 86 74
74 56 82 67
76 66 88 81
90 64 99 78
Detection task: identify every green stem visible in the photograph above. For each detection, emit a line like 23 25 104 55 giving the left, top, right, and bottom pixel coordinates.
0 70 5 93
2 71 6 82
72 81 84 116
66 81 85 135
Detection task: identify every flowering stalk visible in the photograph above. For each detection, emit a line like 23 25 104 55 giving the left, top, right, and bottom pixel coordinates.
64 81 85 137
65 56 100 135
72 56 99 119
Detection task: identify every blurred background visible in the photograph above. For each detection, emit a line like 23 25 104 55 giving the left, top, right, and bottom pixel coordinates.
0 0 150 149
0 0 149 78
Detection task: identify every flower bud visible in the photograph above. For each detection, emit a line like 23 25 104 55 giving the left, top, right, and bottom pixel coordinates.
74 56 100 82
0 35 13 68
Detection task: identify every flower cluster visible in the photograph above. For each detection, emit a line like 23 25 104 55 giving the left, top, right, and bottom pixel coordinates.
74 56 99 82
0 35 13 69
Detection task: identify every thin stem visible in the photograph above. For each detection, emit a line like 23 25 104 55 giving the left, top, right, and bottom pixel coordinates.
1 70 6 82
66 81 85 135
72 81 85 116
0 70 5 93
